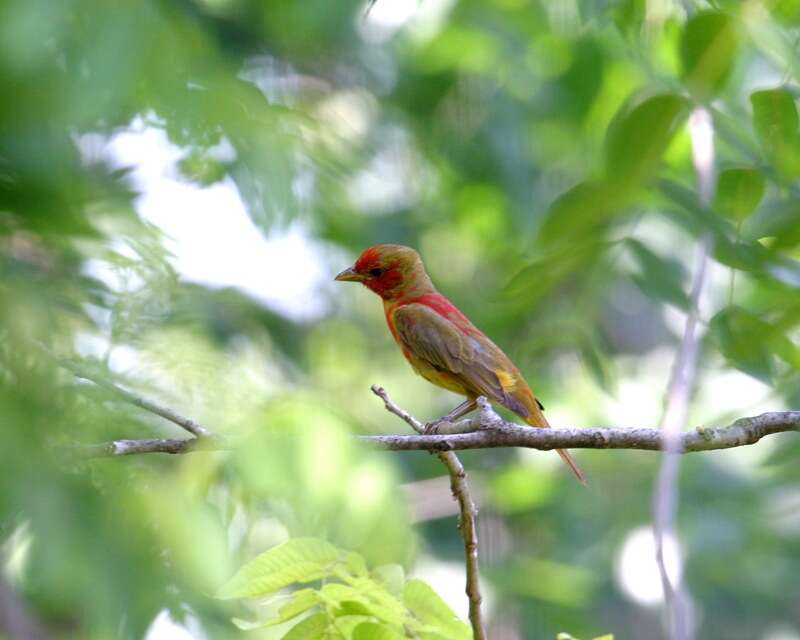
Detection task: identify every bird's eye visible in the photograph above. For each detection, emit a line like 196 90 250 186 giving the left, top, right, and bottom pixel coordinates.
369 268 385 277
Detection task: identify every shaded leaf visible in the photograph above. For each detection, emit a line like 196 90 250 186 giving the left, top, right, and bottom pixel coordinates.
626 238 689 309
714 167 765 221
709 307 776 381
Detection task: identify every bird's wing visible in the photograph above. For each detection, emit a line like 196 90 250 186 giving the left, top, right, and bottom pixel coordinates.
392 303 530 417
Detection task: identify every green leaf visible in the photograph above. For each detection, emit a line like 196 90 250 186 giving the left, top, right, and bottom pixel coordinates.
751 88 800 178
709 307 776 380
352 622 406 640
538 181 627 247
403 579 471 640
714 167 765 221
769 0 800 24
605 94 690 186
371 565 405 597
752 88 799 141
217 538 348 599
270 589 320 625
680 11 738 101
281 613 328 640
626 238 690 309
320 582 363 605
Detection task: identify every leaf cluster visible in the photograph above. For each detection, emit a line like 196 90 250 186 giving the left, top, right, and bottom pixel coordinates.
218 538 471 640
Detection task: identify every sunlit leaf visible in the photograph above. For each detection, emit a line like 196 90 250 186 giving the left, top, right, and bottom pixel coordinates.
751 88 800 178
680 11 738 101
403 579 471 640
352 622 405 640
270 589 320 625
768 0 800 24
372 564 405 597
217 538 348 599
605 94 690 186
281 613 329 640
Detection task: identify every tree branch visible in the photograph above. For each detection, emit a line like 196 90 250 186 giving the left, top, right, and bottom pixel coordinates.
652 106 716 640
58 359 215 439
52 356 223 456
371 385 487 640
0 575 49 640
359 411 800 452
75 437 227 458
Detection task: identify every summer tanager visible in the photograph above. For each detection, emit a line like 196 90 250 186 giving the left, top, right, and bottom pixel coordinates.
335 244 586 484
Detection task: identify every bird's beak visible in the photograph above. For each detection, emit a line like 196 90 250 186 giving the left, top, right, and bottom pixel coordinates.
334 266 366 282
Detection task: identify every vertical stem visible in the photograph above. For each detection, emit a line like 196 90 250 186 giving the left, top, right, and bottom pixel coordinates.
436 451 486 640
371 386 487 640
728 220 742 306
652 107 716 640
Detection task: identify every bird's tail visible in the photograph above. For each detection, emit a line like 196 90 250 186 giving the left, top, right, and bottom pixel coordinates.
525 401 587 486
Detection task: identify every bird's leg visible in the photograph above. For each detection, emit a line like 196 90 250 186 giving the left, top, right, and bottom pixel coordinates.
424 399 478 435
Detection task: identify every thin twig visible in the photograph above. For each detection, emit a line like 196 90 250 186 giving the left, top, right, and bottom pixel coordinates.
75 437 226 458
652 106 715 640
371 385 487 640
58 359 215 439
0 575 49 640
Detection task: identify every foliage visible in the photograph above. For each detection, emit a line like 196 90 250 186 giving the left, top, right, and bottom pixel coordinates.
219 538 470 639
0 0 799 638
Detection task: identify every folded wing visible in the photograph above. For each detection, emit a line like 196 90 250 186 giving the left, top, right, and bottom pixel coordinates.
392 303 530 418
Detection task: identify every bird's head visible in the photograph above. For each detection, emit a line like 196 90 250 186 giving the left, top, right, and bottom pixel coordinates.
335 244 434 300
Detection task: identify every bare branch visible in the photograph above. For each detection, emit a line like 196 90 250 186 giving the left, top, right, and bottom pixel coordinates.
372 385 487 640
360 411 800 452
76 437 227 458
652 106 716 640
58 359 215 439
0 575 48 640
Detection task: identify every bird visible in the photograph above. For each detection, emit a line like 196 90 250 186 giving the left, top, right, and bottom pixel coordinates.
335 244 586 484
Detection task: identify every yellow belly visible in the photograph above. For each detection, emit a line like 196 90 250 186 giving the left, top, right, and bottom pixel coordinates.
407 353 471 396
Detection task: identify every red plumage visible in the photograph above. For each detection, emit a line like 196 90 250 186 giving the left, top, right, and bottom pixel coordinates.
336 244 586 484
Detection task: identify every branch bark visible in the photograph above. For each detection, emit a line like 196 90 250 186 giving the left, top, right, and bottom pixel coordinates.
371 385 487 640
76 437 226 458
359 411 800 452
0 576 49 640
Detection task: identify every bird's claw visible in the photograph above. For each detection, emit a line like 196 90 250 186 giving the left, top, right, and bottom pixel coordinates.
423 419 450 435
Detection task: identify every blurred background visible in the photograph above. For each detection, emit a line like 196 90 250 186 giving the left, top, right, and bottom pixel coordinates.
1 0 799 638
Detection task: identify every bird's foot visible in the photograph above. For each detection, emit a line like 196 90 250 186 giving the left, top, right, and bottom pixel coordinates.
423 418 452 435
